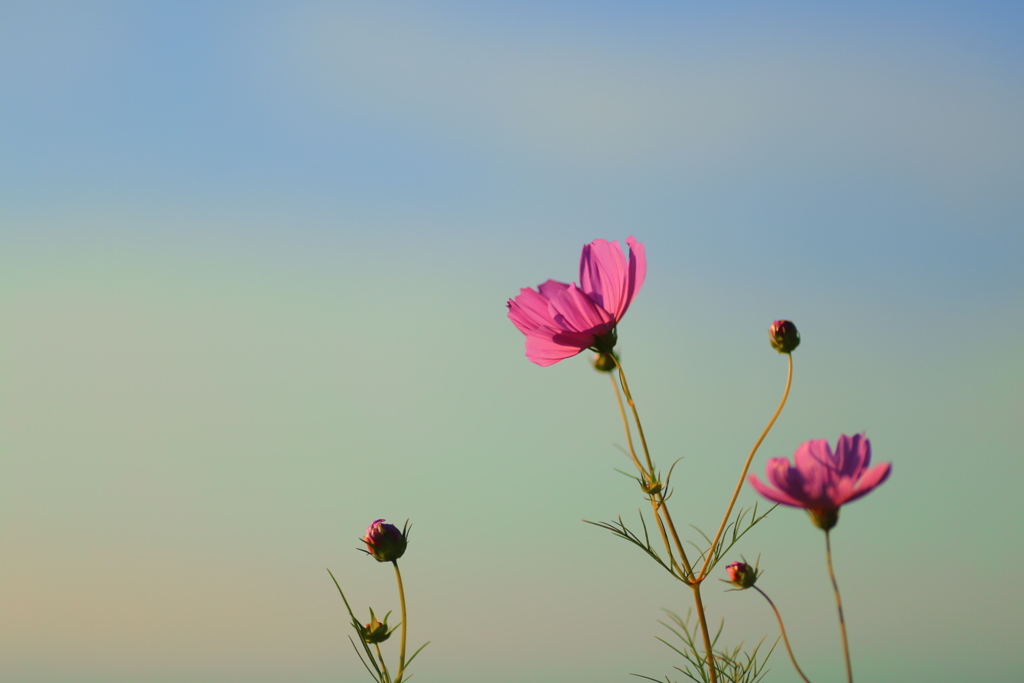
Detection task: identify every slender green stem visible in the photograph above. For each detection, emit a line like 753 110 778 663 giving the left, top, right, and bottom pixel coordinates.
825 531 853 683
690 582 718 683
699 353 793 579
753 586 812 683
655 499 695 581
393 561 408 683
611 356 655 474
374 643 392 683
608 374 647 477
648 496 684 580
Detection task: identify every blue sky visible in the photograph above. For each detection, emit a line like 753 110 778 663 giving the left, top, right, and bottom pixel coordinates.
2 2 1022 682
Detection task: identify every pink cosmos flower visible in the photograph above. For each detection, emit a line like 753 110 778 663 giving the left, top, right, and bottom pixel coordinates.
748 433 891 530
507 237 646 366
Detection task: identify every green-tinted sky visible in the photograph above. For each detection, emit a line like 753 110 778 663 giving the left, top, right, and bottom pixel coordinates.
2 2 1022 682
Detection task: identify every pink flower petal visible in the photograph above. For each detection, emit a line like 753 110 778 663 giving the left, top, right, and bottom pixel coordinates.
765 457 820 505
580 239 628 317
622 236 646 317
826 478 857 507
841 461 893 505
507 286 559 334
524 329 595 366
748 470 805 507
547 284 615 334
833 433 870 479
792 440 832 502
578 237 647 321
537 279 573 300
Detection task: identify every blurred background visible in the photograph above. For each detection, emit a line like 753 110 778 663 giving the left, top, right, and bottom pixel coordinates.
2 2 1022 682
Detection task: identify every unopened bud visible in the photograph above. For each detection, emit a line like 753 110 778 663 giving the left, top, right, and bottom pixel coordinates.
592 352 617 373
359 611 394 644
768 320 800 354
640 477 663 496
724 561 759 589
362 519 408 562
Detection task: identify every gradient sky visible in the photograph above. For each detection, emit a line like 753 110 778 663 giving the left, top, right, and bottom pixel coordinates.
2 2 1022 682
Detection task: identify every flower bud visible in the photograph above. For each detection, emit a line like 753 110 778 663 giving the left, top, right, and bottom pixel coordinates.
724 561 759 589
768 320 800 354
362 519 408 562
592 352 617 373
359 611 394 644
640 477 663 496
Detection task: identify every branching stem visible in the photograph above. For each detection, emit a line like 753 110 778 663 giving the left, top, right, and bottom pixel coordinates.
609 374 691 580
609 358 710 681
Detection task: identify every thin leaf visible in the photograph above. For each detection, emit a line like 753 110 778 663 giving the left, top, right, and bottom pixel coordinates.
328 568 385 681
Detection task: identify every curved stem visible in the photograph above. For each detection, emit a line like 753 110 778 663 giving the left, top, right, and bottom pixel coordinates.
392 561 408 683
753 586 812 683
690 583 719 683
699 353 793 579
825 531 853 683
